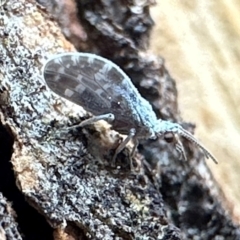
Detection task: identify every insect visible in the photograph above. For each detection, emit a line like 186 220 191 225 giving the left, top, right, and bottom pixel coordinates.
43 52 218 166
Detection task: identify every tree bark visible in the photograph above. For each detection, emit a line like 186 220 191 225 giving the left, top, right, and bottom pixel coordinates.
0 0 239 239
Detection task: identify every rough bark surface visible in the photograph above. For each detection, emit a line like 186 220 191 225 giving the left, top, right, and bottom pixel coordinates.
0 193 22 240
150 1 240 223
0 0 239 239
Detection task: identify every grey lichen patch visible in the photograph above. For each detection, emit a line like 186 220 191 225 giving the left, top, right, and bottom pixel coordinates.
24 151 169 239
0 193 22 240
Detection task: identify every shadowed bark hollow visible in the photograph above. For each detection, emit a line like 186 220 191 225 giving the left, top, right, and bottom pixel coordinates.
0 0 239 239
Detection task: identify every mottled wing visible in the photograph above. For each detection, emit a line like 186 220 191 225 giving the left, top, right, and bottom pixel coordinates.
43 53 138 117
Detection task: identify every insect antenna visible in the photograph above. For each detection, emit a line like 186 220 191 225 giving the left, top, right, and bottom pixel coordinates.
178 127 218 164
155 120 218 163
163 132 187 161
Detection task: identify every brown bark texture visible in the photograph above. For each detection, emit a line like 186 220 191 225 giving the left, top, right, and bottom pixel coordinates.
0 193 22 239
150 0 240 223
0 0 239 239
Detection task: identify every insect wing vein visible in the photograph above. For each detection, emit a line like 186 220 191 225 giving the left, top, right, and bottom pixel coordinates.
43 53 139 117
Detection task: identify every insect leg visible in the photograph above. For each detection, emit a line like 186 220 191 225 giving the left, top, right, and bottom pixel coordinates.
174 136 187 161
131 138 139 157
112 128 136 167
67 113 115 130
129 138 139 170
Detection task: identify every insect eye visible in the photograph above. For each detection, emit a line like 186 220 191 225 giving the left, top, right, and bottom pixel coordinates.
164 132 175 143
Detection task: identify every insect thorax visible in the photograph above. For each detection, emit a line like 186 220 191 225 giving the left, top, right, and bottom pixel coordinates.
110 99 158 140
111 116 155 139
